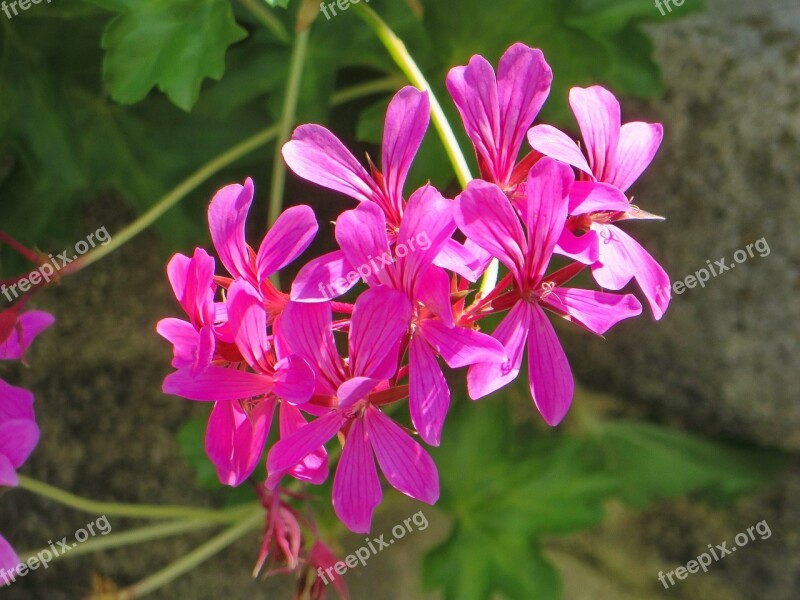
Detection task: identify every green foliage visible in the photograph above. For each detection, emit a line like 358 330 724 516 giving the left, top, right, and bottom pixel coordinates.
89 0 248 111
0 0 702 257
422 397 785 600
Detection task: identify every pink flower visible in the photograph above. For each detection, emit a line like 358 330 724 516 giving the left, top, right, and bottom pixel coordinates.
455 158 642 425
157 248 220 375
0 305 51 487
527 86 670 319
208 177 318 318
269 287 439 533
0 305 51 586
0 535 21 587
302 540 349 600
0 308 55 365
282 86 430 230
447 43 552 191
302 185 506 445
162 279 316 486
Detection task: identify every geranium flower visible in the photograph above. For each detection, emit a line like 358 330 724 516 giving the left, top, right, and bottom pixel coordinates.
446 42 552 192
314 186 506 445
527 86 670 318
268 287 439 533
455 158 642 425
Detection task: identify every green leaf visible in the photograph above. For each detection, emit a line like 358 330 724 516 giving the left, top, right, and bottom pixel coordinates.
591 420 788 507
177 416 221 491
422 400 614 600
264 0 291 8
92 0 248 110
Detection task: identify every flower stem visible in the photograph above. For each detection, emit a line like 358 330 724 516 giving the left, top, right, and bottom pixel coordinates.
237 0 291 44
112 509 263 599
16 476 257 523
18 520 218 565
61 125 280 277
354 3 472 189
330 75 406 106
268 10 312 228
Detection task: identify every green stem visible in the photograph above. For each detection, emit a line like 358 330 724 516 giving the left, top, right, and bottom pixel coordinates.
62 125 279 276
18 520 217 564
330 74 406 106
354 3 472 189
268 22 311 228
17 476 257 523
237 0 292 44
117 509 263 599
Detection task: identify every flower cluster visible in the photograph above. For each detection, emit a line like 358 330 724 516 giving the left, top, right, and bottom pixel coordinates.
159 42 669 591
0 297 54 583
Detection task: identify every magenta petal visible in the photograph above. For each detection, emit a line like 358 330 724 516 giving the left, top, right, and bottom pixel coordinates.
365 405 439 504
541 287 642 335
527 124 593 176
568 181 631 215
446 55 500 179
337 377 381 410
397 185 455 296
495 44 552 182
208 179 255 281
467 299 531 399
256 205 318 280
555 228 600 265
279 403 329 485
455 180 527 282
523 158 573 281
166 249 216 326
0 454 18 487
569 86 621 181
609 121 663 192
527 305 574 426
591 224 670 320
416 267 454 327
227 280 271 373
282 124 380 204
349 287 411 380
382 87 430 206
278 301 344 395
0 535 20 582
0 310 55 361
335 202 394 288
290 250 358 302
421 319 506 368
0 420 39 469
433 238 492 282
273 355 315 405
0 380 35 421
267 410 344 488
332 418 382 533
408 335 449 446
163 366 273 402
206 399 275 487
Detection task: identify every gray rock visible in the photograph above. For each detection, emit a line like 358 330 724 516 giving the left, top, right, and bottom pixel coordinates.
564 0 800 450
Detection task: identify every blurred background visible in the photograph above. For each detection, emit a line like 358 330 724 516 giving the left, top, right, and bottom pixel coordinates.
1 0 798 598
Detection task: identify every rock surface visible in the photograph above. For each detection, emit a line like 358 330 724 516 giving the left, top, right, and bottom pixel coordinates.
564 0 800 450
